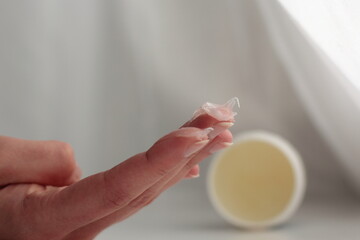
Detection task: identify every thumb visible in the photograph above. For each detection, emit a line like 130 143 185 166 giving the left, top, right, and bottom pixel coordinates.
0 136 81 186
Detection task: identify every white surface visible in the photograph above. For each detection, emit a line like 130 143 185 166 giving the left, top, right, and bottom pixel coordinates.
97 185 360 240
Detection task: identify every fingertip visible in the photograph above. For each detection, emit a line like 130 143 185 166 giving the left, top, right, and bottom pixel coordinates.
146 128 212 168
182 114 219 129
215 129 233 143
185 165 200 179
67 165 82 184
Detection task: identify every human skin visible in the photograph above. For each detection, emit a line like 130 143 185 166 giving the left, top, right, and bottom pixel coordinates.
0 105 235 240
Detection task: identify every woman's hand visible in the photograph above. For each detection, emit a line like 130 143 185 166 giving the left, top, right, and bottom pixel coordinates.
0 107 235 240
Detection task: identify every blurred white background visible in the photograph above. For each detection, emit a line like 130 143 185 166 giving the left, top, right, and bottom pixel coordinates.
0 0 359 239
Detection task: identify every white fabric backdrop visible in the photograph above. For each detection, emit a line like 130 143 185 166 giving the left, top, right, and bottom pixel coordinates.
258 0 360 194
0 0 352 215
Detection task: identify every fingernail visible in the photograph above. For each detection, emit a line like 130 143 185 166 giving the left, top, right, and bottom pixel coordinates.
209 142 233 154
184 139 210 158
208 122 234 139
176 127 214 140
191 173 200 178
201 127 214 138
217 122 234 128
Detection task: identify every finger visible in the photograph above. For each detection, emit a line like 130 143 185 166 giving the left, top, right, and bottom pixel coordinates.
0 136 81 186
64 164 199 240
182 112 234 142
64 130 232 240
29 127 211 237
138 130 233 210
184 164 200 179
65 117 235 239
159 130 233 192
64 101 237 238
148 130 233 202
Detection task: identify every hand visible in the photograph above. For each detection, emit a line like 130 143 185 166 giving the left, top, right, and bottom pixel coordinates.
0 113 234 240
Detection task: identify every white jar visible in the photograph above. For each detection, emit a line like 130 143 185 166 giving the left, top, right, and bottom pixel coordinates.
207 131 306 229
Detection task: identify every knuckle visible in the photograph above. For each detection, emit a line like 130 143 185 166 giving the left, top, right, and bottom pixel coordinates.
145 151 169 177
184 162 194 172
19 194 60 240
128 190 157 209
103 188 130 208
152 166 168 177
102 171 131 208
1 185 64 240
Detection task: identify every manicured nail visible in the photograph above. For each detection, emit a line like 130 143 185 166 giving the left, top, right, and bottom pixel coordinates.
208 122 234 139
184 139 210 158
177 127 214 139
209 142 233 154
191 173 200 178
201 127 214 138
217 122 234 128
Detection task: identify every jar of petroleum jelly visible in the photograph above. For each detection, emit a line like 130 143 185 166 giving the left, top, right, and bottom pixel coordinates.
207 131 306 229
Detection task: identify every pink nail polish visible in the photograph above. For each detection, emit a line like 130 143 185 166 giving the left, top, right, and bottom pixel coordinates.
184 139 210 158
209 142 233 154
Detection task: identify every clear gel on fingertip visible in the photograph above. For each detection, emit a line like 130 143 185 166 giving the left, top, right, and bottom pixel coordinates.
192 97 240 122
